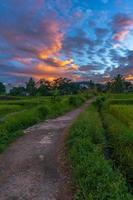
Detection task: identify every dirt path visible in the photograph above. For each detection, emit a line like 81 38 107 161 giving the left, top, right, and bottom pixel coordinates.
0 99 93 200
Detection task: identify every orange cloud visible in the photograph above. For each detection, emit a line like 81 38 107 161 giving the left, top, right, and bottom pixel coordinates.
35 57 78 80
125 75 133 81
38 21 64 59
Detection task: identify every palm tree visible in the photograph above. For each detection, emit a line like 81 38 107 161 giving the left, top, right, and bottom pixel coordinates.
111 74 124 93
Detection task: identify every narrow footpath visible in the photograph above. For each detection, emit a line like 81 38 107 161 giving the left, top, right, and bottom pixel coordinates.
0 99 94 200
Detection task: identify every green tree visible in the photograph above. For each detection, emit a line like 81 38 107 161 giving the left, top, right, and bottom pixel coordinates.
89 80 95 89
26 78 36 96
10 87 26 96
0 82 6 95
37 79 49 96
53 78 71 95
111 74 125 93
106 81 112 92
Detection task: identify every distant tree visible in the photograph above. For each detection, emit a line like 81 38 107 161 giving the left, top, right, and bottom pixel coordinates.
53 78 72 95
111 74 125 93
37 79 49 96
89 80 95 89
50 89 60 101
26 78 36 96
0 82 6 95
10 87 26 96
106 81 112 92
95 83 103 92
124 81 132 92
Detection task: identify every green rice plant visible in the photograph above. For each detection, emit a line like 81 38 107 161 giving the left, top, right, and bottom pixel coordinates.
102 111 133 187
109 105 133 128
0 105 22 118
108 99 133 105
67 106 131 199
110 94 133 99
69 96 85 107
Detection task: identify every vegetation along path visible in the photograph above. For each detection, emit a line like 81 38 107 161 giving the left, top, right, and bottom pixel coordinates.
0 98 94 200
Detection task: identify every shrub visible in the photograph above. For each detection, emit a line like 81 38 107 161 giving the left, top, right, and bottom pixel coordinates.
37 105 50 119
69 96 83 107
93 96 106 111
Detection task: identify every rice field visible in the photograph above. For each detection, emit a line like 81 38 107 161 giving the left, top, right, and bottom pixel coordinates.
0 93 91 153
68 93 133 198
102 94 133 191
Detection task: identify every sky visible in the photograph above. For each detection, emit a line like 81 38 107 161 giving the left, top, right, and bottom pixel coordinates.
0 0 133 84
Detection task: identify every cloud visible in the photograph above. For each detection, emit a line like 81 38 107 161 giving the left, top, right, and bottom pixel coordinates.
95 28 109 38
0 1 133 83
111 13 133 29
62 29 94 57
79 64 101 72
113 30 129 41
111 13 133 42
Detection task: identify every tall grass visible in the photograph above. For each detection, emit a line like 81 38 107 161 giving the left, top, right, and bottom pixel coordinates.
67 106 131 199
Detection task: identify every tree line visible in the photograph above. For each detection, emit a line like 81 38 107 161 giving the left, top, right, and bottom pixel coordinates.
0 77 81 96
0 74 133 96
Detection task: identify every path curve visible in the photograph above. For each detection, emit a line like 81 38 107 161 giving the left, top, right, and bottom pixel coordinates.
0 99 93 200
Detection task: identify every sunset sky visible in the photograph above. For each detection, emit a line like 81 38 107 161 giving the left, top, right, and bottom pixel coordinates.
0 0 133 83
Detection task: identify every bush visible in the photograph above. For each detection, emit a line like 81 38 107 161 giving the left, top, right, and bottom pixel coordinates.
37 105 50 119
69 96 83 107
93 96 106 111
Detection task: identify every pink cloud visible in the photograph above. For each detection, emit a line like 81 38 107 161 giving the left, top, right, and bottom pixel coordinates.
113 29 129 41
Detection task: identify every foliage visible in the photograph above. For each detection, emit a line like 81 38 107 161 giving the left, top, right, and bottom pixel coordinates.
36 79 49 96
93 95 106 111
99 93 133 190
26 77 36 96
105 74 133 93
0 82 6 95
111 74 125 93
103 114 133 186
0 93 91 153
67 106 131 199
69 96 85 107
0 105 22 118
109 105 133 128
10 87 26 96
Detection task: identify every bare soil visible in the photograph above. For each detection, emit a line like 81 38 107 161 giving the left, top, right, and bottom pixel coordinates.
0 99 93 200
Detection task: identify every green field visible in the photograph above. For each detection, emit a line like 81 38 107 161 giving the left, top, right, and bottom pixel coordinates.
0 93 92 152
102 94 133 189
1 93 133 198
67 93 133 199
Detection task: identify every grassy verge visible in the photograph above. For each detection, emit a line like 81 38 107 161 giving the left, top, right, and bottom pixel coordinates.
0 94 91 153
67 105 131 199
